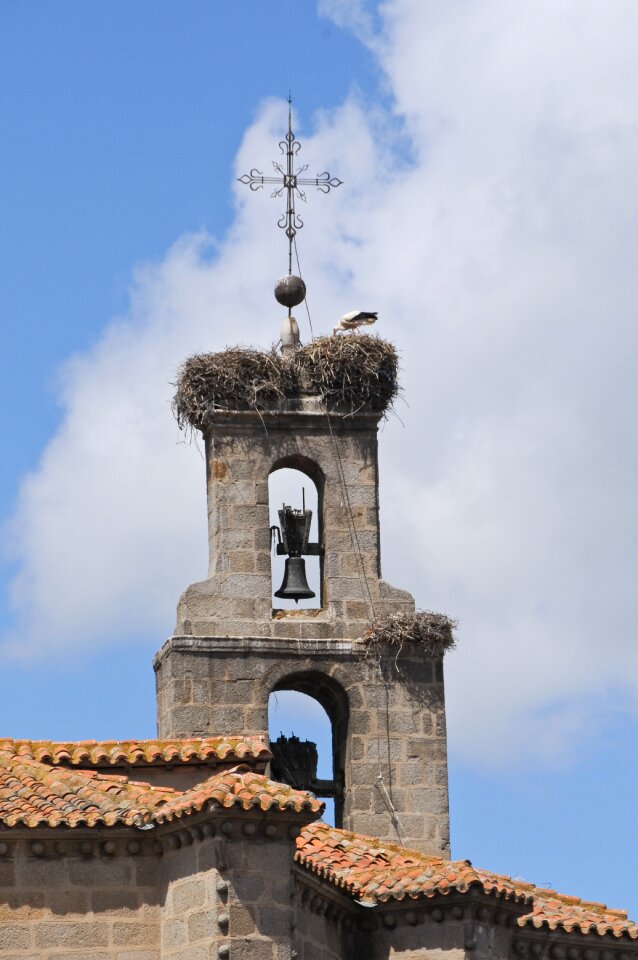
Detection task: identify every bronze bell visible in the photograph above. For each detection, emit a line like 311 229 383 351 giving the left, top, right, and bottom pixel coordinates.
274 557 315 604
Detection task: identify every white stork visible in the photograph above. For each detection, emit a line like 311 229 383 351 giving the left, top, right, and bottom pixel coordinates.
333 310 378 335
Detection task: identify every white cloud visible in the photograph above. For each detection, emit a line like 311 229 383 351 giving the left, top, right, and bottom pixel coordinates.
5 2 638 764
317 0 376 41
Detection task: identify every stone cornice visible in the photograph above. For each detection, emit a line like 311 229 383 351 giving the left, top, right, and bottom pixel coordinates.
154 634 363 668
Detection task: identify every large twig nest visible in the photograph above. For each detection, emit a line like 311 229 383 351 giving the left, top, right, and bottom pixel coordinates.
172 334 399 430
172 348 294 430
295 336 399 414
362 611 457 658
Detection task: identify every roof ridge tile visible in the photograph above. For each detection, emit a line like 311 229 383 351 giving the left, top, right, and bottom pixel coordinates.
0 736 271 768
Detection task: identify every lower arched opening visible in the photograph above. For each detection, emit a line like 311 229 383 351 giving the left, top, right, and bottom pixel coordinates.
268 673 348 827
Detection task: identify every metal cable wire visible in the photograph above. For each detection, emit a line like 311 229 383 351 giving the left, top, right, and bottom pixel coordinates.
300 292 406 843
293 235 314 340
324 413 377 623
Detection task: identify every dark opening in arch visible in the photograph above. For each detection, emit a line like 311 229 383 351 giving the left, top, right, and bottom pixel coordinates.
268 671 348 827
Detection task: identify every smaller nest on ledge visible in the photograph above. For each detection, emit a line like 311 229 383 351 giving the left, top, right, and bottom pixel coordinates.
172 334 399 430
362 611 457 658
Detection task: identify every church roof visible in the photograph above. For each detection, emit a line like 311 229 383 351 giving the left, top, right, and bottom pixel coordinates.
0 738 634 941
296 823 638 940
0 739 317 828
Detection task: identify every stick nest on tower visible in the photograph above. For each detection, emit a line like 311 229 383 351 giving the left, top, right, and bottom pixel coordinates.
362 611 457 658
172 348 293 430
172 335 399 430
295 335 398 414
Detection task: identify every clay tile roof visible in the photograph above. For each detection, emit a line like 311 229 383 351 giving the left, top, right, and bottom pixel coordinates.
0 752 169 828
0 743 319 829
152 768 323 824
296 823 530 905
296 824 638 940
0 736 270 767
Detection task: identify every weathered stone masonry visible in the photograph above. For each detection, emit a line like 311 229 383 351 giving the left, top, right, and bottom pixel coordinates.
155 398 450 857
155 636 449 855
0 811 303 960
173 404 413 639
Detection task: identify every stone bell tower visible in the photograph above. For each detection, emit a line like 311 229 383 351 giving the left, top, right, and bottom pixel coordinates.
154 327 453 856
154 109 453 856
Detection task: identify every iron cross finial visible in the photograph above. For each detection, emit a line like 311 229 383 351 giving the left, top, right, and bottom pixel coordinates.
238 99 343 276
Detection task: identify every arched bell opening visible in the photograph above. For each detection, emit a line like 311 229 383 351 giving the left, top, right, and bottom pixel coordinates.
268 459 324 610
268 672 348 827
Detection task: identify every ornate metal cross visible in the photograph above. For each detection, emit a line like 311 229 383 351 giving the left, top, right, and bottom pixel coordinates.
238 98 342 275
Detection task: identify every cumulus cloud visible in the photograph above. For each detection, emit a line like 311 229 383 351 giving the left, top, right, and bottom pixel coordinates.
2 98 364 659
5 2 638 764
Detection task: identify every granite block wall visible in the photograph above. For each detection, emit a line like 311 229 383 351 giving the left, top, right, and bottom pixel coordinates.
175 406 414 642
0 833 160 960
160 822 296 960
158 398 451 856
155 638 450 857
0 820 300 960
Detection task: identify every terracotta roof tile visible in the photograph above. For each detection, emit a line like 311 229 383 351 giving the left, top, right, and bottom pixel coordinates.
296 824 638 940
0 737 270 767
0 745 320 828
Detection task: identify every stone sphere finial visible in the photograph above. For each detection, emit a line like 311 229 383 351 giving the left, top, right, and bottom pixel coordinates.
274 275 306 309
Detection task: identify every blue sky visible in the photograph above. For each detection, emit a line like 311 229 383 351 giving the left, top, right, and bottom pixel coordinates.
1 0 637 919
0 1 376 494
